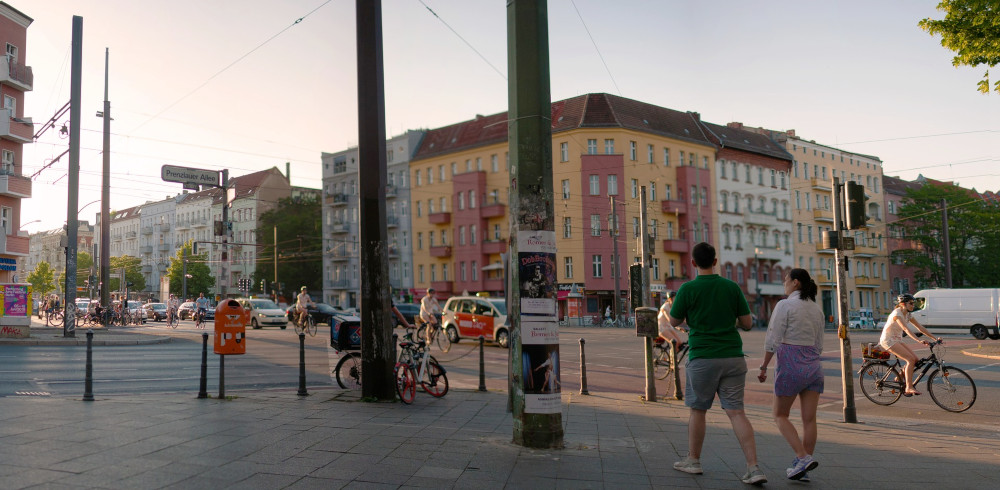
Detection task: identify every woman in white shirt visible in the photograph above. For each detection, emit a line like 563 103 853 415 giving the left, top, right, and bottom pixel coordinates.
879 294 940 397
758 268 825 481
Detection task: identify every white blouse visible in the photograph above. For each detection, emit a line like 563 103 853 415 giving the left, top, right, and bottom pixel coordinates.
764 290 825 353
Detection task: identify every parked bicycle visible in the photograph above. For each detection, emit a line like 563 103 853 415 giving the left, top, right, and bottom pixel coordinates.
335 351 362 389
602 316 633 328
858 339 976 412
395 330 448 404
45 307 64 327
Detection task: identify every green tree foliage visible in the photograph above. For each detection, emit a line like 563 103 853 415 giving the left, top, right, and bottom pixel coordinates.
894 182 1000 287
254 194 322 299
166 240 214 300
109 255 145 292
919 0 1000 93
27 261 56 297
77 251 94 277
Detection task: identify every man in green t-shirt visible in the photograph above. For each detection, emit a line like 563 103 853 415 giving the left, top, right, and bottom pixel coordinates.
668 242 766 485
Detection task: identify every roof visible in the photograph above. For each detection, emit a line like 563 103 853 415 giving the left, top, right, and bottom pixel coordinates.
412 93 715 161
883 175 922 196
699 121 792 161
111 206 141 222
213 167 286 204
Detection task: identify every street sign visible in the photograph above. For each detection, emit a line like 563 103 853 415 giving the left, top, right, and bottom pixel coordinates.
161 165 220 188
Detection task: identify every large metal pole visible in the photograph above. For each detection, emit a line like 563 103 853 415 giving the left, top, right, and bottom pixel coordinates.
610 196 620 319
941 199 952 288
100 47 110 321
220 170 229 299
639 187 655 402
181 247 188 300
509 0 562 448
273 226 278 301
356 0 394 400
64 16 83 338
832 177 858 423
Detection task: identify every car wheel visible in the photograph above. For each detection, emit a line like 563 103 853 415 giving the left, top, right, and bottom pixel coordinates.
251 318 261 329
971 324 988 340
496 328 510 348
446 325 460 344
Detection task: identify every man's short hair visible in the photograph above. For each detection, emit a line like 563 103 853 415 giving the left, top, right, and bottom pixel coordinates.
692 242 716 269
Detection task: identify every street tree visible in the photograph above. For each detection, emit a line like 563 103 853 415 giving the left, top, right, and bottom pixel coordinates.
166 240 214 299
919 0 1000 93
77 251 93 277
27 261 56 298
254 194 322 300
894 182 1000 287
108 255 145 292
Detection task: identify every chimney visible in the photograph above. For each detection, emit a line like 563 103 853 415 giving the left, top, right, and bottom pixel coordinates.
727 122 743 130
689 111 700 120
787 129 796 137
285 161 291 183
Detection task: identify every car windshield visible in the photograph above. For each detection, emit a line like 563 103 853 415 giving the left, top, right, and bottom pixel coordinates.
181 302 194 308
250 299 279 309
488 299 506 315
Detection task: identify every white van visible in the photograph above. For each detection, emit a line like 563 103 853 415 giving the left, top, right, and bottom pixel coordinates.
911 288 1000 340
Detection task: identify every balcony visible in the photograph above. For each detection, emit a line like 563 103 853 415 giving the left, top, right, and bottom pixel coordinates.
388 246 400 258
157 243 171 252
747 279 785 296
140 245 153 255
384 185 397 198
430 280 453 293
853 245 879 258
160 222 170 232
662 238 688 253
750 246 784 262
0 57 32 91
815 242 835 254
815 273 835 285
430 246 452 258
125 231 137 239
141 226 153 235
664 277 687 291
854 276 881 288
0 109 32 144
744 210 778 228
329 247 350 261
813 208 834 222
327 193 349 206
141 265 152 274
428 212 451 224
481 202 506 218
328 279 350 289
386 215 399 228
158 263 168 272
0 171 31 198
330 222 350 234
661 199 688 215
175 220 190 230
811 178 831 192
482 239 507 254
191 218 208 228
112 233 123 242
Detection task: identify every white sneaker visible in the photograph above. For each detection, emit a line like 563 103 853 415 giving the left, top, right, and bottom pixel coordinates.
788 454 818 480
741 465 768 485
673 457 703 474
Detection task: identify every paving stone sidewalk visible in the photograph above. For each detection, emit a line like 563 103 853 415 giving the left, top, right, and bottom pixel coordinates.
0 386 997 489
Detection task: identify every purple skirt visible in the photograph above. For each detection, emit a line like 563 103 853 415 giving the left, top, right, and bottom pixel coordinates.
774 343 824 397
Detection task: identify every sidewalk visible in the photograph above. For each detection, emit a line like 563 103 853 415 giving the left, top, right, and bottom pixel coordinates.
0 386 997 489
0 315 170 346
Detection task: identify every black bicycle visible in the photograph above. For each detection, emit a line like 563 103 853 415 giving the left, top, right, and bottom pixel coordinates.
858 340 976 412
653 339 689 397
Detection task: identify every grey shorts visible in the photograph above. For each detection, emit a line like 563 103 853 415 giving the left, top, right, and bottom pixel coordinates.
684 357 748 411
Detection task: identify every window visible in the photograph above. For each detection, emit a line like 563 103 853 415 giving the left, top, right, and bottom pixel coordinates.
458 193 465 210
664 184 672 200
459 226 466 245
430 264 436 282
427 168 433 185
418 265 424 283
632 217 640 238
491 154 499 172
562 179 570 199
1 149 13 173
780 171 786 189
631 179 638 198
607 175 618 195
679 151 685 166
429 233 435 247
5 43 17 63
440 230 448 245
560 143 568 162
770 169 776 187
758 168 764 185
604 139 615 154
494 224 501 240
465 160 471 172
587 139 597 154
701 187 708 206
592 255 603 277
451 162 457 176
745 164 752 183
564 217 572 238
476 157 482 171
590 215 601 236
649 219 658 239
651 258 660 280
720 160 727 179
2 95 14 114
669 259 676 277
647 144 654 163
440 197 447 212
720 192 729 212
470 225 477 244
649 182 656 201
629 141 637 160
689 153 695 166
439 165 446 182
564 257 573 279
691 186 698 205
663 148 670 166
469 190 476 208
471 261 478 280
589 175 600 195
442 264 448 281
416 202 422 217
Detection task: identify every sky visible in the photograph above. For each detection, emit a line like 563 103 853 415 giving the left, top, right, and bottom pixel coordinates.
19 0 998 233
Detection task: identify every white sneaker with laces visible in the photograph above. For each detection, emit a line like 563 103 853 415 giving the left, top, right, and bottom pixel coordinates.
672 457 703 474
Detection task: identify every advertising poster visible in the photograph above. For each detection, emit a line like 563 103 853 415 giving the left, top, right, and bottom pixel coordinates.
1 284 28 317
522 317 558 345
517 230 556 315
522 344 561 413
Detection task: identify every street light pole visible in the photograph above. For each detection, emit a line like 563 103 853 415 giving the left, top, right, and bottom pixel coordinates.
754 247 762 328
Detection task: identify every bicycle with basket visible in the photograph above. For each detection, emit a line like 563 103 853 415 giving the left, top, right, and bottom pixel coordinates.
858 340 976 412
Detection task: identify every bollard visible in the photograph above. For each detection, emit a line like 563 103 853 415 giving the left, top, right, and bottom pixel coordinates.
579 338 590 395
83 329 94 401
478 335 486 391
197 333 208 399
393 333 398 360
219 355 225 399
297 333 309 396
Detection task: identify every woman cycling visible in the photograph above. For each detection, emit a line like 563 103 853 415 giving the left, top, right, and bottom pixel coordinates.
879 294 941 396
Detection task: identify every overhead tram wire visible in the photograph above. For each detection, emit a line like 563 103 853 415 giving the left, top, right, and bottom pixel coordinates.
571 0 621 97
418 0 506 81
127 0 334 136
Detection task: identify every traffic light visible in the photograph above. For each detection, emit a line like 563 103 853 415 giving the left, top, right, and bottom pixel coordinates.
261 279 267 291
214 220 224 236
192 242 198 254
845 181 868 230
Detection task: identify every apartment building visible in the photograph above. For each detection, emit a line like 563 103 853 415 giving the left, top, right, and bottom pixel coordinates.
138 196 179 292
883 175 922 296
320 130 422 308
0 2 33 282
410 94 721 320
749 128 889 320
19 221 94 287
701 121 794 326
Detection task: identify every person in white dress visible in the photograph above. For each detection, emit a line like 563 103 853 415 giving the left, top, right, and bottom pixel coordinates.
879 294 941 396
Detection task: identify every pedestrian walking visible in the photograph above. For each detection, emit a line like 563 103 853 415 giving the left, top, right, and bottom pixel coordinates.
757 268 824 481
668 242 765 485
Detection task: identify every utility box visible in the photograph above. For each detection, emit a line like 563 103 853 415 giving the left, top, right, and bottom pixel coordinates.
214 299 248 355
635 307 658 338
331 314 361 351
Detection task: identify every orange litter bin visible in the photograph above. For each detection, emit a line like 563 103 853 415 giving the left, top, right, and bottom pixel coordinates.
214 299 248 355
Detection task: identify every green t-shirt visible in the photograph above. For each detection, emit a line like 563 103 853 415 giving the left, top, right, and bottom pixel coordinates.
669 274 751 360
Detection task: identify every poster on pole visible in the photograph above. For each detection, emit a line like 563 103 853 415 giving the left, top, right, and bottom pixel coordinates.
517 230 556 315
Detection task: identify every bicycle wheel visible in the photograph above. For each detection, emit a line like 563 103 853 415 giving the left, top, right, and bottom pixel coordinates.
927 366 976 412
335 352 362 390
47 311 63 327
416 324 428 341
293 317 305 335
307 316 317 337
394 362 416 404
170 314 178 329
421 360 449 397
654 345 674 380
434 327 451 353
858 361 903 405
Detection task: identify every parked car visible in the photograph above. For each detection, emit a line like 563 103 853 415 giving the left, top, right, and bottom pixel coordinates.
237 298 288 329
178 301 196 320
441 295 509 348
393 303 421 327
284 302 341 326
144 302 168 322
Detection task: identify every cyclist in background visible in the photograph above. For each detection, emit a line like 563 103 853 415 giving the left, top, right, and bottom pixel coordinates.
296 286 315 327
419 287 442 342
879 293 941 397
167 294 180 324
658 291 686 347
195 292 210 326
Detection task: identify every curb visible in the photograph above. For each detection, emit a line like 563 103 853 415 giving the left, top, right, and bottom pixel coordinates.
961 348 1000 360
